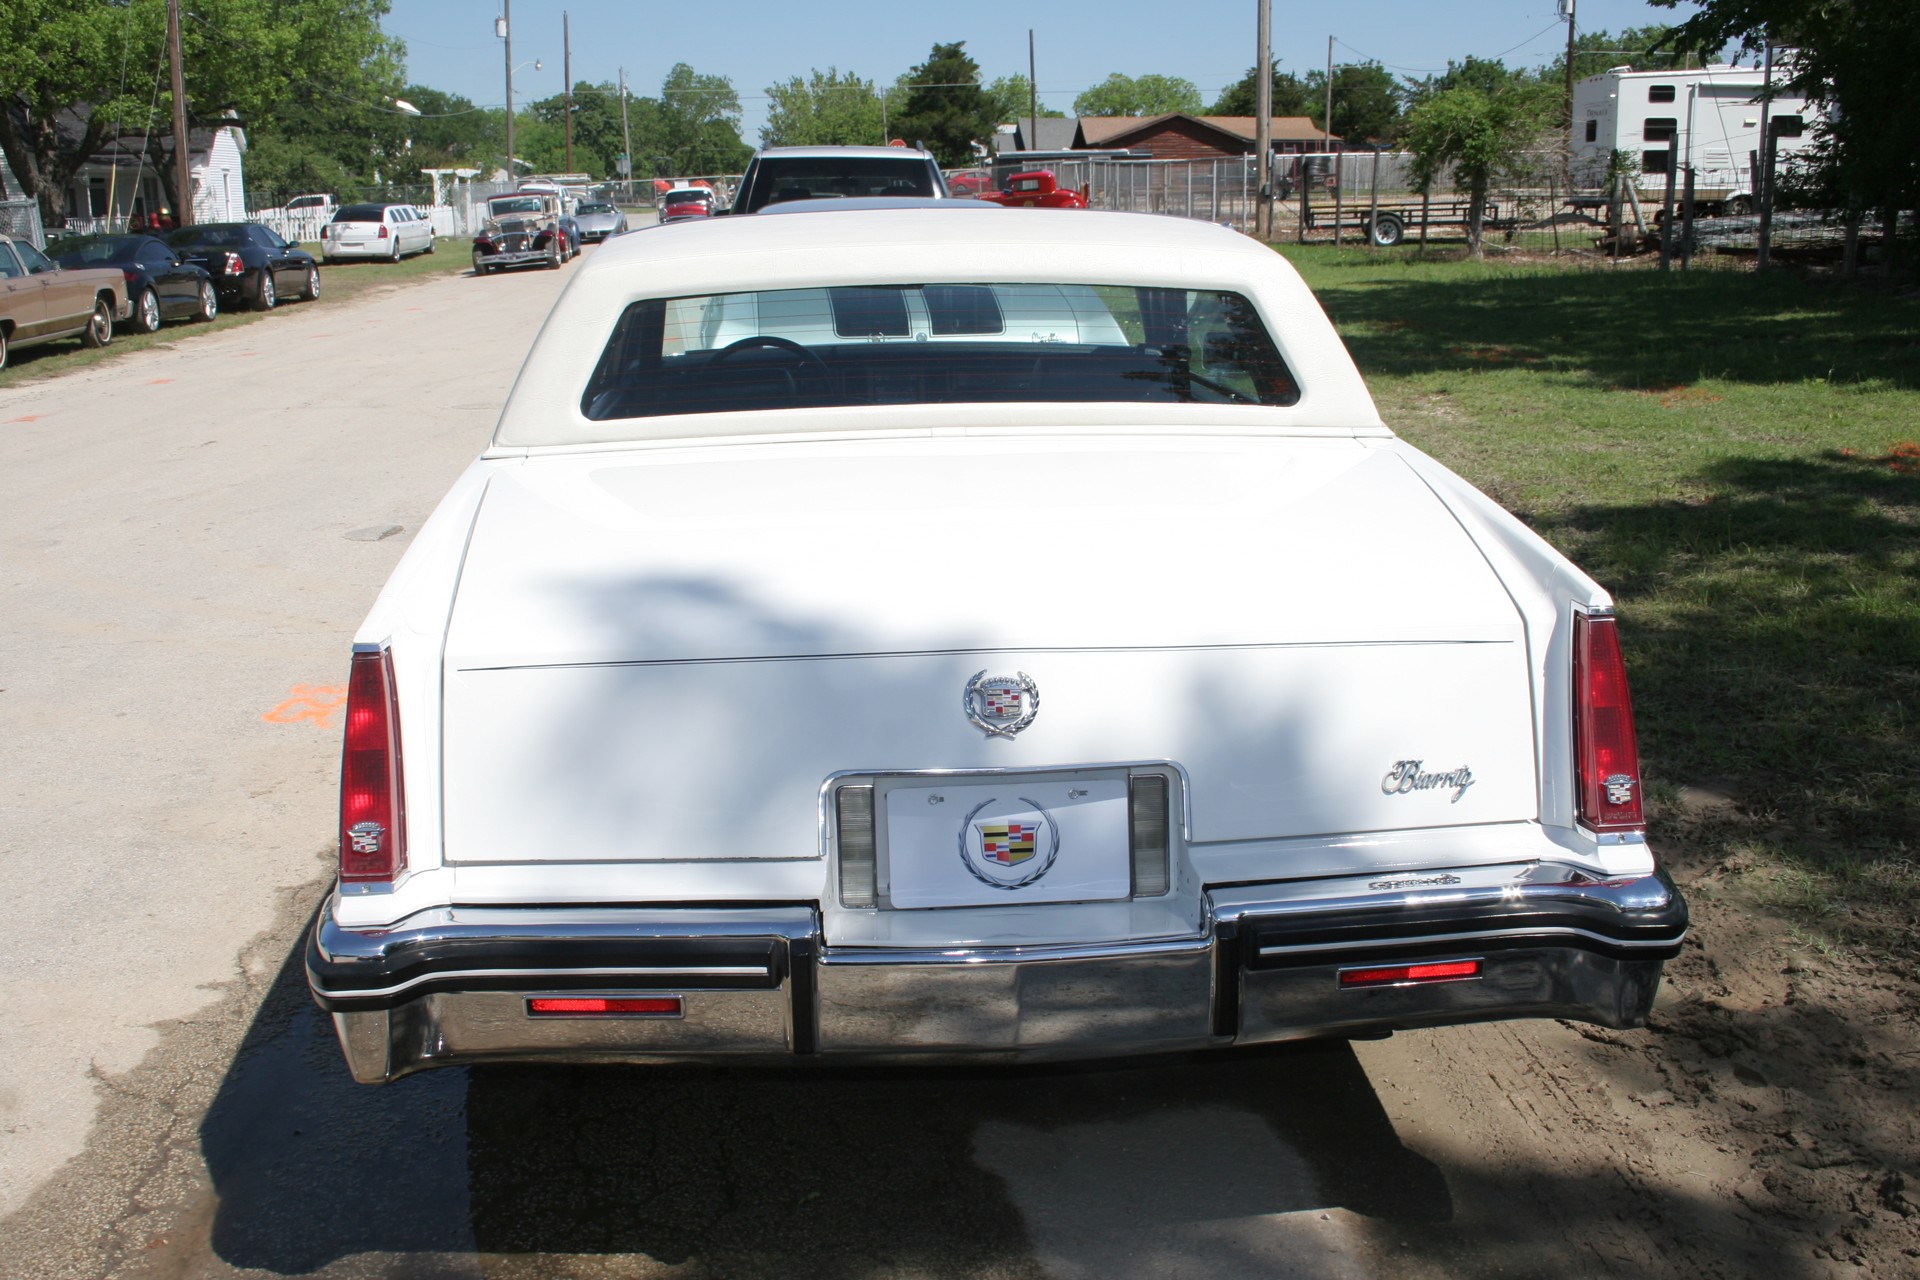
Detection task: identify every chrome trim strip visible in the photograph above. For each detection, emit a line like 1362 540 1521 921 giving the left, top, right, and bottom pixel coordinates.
313 901 820 964
316 965 768 1002
1258 925 1681 958
1211 866 1679 924
820 935 1210 967
455 638 1516 675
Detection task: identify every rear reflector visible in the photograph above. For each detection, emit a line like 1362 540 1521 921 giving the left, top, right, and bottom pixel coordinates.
836 785 877 908
1339 959 1482 989
339 648 406 884
527 996 682 1017
1573 612 1646 833
1128 775 1171 896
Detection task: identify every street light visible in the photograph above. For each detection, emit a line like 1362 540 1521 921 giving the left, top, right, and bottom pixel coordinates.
496 3 547 178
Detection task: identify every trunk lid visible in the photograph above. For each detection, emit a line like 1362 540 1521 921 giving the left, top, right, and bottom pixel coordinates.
441 435 1537 863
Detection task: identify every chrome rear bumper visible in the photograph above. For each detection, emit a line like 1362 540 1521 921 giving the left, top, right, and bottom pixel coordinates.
308 866 1686 1083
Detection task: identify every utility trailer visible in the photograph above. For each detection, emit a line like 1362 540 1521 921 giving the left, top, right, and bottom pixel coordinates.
1571 63 1822 214
1302 197 1514 246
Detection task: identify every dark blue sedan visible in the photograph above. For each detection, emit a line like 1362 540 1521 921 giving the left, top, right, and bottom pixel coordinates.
47 234 219 333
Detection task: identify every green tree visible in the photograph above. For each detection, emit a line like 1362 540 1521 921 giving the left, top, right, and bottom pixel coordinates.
1210 67 1315 119
657 62 750 174
889 41 996 166
1304 62 1402 143
0 0 402 224
761 67 884 147
1402 81 1539 256
1542 24 1691 82
984 74 1064 126
1654 0 1920 228
528 81 630 177
1071 72 1203 118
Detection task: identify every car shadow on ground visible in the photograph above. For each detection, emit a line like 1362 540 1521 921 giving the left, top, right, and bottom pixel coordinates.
199 920 1447 1277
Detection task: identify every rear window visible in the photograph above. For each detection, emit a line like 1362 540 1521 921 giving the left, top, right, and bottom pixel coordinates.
744 157 937 211
581 282 1300 421
578 202 616 214
334 204 385 221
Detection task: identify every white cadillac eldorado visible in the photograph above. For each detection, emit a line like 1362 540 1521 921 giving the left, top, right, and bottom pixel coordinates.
307 208 1687 1083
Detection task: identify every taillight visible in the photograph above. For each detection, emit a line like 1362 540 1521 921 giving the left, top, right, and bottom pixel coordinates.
222 251 243 275
122 268 141 286
1573 612 1644 833
378 224 389 238
320 224 329 239
1340 959 1482 989
339 648 406 884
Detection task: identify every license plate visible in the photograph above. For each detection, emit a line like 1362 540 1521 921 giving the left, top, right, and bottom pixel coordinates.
881 772 1131 909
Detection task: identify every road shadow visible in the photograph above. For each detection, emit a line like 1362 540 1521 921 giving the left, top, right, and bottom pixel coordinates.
198 922 1444 1277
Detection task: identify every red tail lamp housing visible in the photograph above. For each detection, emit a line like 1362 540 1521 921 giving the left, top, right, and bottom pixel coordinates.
378 223 390 238
1573 612 1646 834
339 648 406 884
1339 959 1481 989
528 996 683 1017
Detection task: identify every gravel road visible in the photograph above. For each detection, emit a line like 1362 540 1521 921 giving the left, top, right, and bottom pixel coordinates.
2 249 1914 1280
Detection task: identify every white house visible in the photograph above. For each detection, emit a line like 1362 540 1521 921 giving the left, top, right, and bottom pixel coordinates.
0 113 248 233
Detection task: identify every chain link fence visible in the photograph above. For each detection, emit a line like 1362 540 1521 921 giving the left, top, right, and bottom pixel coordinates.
0 199 48 249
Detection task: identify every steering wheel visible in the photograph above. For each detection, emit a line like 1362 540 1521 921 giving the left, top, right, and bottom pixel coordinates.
709 334 829 377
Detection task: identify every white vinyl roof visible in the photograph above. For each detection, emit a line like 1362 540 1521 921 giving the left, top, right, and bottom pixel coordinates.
491 208 1383 449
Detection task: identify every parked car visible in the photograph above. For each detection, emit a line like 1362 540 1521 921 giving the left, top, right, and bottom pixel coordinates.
472 190 575 274
305 207 1687 1084
321 202 436 262
981 169 1089 209
657 188 715 224
46 233 218 333
0 233 130 369
166 223 320 312
727 144 950 214
572 200 628 242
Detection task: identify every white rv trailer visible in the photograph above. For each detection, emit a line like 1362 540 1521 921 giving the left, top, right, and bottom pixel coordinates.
1571 64 1822 213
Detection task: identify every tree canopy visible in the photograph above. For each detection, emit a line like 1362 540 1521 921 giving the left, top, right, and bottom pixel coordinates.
1210 67 1316 118
888 41 996 165
1402 77 1542 255
1654 0 1920 218
1071 73 1203 118
761 67 884 148
984 74 1064 127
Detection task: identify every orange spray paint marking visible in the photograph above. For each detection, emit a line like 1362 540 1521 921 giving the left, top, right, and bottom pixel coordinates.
148 378 173 385
263 684 347 729
11 415 41 423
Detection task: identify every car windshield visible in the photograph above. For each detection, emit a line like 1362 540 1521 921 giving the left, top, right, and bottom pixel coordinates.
489 197 546 216
748 158 935 210
577 202 615 214
168 225 246 247
581 282 1300 421
334 204 386 221
49 236 142 266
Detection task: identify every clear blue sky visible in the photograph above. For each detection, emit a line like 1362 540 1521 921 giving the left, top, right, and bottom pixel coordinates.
384 0 1702 139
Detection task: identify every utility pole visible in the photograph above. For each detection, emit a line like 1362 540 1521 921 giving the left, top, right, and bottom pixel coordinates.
619 67 633 201
1757 37 1774 271
563 11 572 172
1323 35 1334 148
500 0 515 178
1255 0 1272 239
165 0 192 225
1028 29 1038 155
1563 0 1577 132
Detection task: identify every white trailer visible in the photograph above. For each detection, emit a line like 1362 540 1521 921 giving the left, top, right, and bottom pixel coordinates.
1571 63 1822 213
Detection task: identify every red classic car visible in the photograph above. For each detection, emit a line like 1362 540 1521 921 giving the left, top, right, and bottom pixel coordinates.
982 170 1088 209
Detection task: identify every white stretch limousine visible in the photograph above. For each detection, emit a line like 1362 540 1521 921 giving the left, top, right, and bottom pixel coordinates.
307 207 1686 1082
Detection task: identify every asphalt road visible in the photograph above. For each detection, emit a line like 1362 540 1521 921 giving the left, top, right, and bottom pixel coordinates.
0 243 1791 1280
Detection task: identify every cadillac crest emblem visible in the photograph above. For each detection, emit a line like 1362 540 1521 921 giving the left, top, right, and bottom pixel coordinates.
963 670 1040 737
959 797 1060 889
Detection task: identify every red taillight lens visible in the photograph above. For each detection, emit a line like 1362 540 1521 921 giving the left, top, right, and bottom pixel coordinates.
1574 612 1645 833
222 251 243 275
320 224 329 239
339 648 406 884
378 224 389 238
1339 960 1482 988
528 996 682 1017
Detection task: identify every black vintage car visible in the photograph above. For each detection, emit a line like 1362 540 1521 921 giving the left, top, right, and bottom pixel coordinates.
46 234 219 333
166 222 320 312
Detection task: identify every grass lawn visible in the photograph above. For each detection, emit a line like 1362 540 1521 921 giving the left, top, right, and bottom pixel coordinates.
1280 244 1920 959
0 238 474 390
